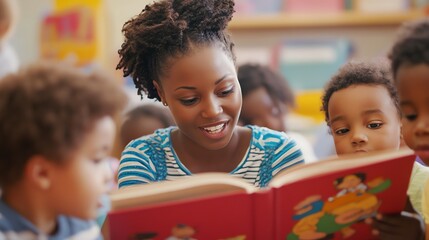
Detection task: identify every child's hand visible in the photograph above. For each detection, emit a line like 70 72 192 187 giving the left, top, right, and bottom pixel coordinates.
366 212 424 240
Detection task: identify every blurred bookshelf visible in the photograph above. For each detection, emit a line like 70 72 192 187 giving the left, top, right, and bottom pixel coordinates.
229 1 429 126
229 9 427 30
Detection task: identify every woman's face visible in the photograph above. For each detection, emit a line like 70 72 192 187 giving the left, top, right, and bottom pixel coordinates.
155 45 242 150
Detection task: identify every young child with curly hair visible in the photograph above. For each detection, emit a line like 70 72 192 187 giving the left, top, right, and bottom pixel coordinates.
116 0 304 189
120 104 175 148
388 18 429 240
237 63 317 163
0 62 126 239
321 61 425 240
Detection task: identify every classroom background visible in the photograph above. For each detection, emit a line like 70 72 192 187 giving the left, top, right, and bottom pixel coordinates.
9 0 429 158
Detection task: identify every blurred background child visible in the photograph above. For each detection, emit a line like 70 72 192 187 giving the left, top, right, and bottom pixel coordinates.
0 62 126 238
120 104 175 148
322 61 425 240
388 18 429 240
237 63 317 163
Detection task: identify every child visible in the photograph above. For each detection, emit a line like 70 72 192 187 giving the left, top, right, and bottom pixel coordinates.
0 62 126 238
237 63 317 163
116 0 304 189
388 18 429 240
321 61 425 239
0 0 19 78
120 104 175 148
321 62 402 155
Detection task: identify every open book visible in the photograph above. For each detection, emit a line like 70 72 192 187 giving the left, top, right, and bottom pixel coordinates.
107 148 415 240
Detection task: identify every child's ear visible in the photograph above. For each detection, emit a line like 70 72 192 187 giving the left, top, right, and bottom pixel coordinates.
153 80 167 106
24 156 52 190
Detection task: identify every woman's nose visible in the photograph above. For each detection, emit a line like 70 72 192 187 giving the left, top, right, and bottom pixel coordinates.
201 97 223 118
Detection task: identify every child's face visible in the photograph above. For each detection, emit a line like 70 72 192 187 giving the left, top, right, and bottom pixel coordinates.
48 116 115 219
156 45 241 150
240 87 288 132
328 85 401 155
396 64 429 165
121 115 165 147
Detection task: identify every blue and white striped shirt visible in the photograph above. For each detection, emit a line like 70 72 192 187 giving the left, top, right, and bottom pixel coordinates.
0 199 101 240
118 125 304 188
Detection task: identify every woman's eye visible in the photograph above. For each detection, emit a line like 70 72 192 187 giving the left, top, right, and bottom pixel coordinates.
218 87 234 97
335 128 349 135
180 98 198 106
368 122 383 129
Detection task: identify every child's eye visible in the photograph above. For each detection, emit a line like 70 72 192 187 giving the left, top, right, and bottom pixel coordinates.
334 128 349 135
404 114 417 121
218 87 234 97
180 98 198 106
367 122 383 129
92 158 103 164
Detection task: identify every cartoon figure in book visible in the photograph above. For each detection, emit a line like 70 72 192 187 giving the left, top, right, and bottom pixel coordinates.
287 173 391 240
166 224 196 240
333 173 367 199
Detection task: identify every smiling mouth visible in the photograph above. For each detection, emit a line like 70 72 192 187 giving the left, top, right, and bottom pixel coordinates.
201 122 227 134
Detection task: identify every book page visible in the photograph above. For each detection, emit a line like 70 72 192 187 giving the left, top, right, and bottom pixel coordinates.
269 147 414 188
110 172 258 210
271 147 415 239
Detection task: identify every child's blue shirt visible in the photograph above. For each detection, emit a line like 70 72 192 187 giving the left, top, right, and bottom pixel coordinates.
0 199 101 240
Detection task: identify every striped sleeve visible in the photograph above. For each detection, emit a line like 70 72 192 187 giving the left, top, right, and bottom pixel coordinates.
117 140 157 189
271 134 304 176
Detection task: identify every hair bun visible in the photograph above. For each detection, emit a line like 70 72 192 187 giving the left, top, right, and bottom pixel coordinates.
172 0 235 33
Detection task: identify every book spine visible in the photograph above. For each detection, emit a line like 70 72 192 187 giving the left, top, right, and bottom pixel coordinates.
252 189 275 239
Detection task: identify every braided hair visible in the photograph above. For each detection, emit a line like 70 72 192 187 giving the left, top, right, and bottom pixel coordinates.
117 0 236 101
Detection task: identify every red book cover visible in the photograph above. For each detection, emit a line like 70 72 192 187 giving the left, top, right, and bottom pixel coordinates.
271 150 415 240
253 189 275 239
109 192 254 240
106 149 415 240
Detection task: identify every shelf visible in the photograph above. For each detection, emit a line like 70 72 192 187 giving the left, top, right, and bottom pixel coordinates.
228 9 426 30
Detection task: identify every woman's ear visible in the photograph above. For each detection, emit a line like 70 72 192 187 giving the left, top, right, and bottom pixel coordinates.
153 80 167 106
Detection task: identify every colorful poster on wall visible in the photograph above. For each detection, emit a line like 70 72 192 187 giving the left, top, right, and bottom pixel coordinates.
40 0 103 66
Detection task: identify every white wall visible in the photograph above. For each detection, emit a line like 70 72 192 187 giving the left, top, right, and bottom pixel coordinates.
10 0 52 65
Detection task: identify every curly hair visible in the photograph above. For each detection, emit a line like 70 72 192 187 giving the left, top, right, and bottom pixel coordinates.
389 18 429 79
321 61 400 124
237 63 295 107
0 62 127 187
116 0 236 101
